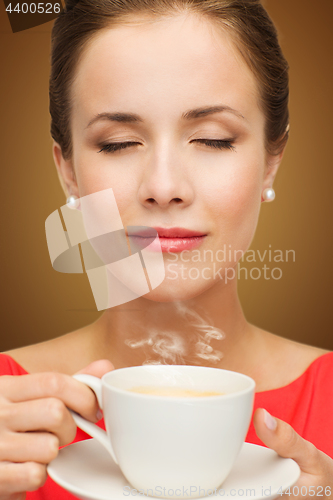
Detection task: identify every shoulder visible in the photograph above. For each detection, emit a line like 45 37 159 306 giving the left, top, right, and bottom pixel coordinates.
3 324 97 375
258 328 330 363
251 327 331 391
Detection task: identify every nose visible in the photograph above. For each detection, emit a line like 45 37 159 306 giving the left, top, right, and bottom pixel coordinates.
137 144 195 210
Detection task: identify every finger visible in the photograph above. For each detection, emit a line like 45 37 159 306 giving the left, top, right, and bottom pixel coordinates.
0 373 100 422
0 431 59 464
0 398 77 446
253 408 324 474
7 494 26 500
0 461 47 494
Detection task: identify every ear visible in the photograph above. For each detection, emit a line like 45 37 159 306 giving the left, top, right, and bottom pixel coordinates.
261 146 286 202
52 141 79 198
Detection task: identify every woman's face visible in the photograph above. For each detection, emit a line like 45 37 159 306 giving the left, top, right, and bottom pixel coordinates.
55 12 282 301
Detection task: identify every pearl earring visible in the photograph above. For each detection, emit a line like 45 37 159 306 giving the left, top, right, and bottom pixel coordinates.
262 187 275 202
66 194 80 209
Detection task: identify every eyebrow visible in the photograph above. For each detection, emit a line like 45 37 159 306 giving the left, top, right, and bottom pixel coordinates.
86 105 246 128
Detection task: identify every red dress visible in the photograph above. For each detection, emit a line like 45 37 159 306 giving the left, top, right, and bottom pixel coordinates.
0 351 332 500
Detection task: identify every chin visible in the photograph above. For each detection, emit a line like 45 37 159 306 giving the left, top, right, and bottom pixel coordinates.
142 276 218 303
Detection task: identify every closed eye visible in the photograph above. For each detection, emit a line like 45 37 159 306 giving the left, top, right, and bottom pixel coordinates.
98 141 139 153
97 139 236 154
191 139 235 151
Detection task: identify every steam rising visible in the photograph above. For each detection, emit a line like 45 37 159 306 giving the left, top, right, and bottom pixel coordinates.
125 302 225 365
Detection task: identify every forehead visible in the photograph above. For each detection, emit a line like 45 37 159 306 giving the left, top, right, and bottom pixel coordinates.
71 13 261 129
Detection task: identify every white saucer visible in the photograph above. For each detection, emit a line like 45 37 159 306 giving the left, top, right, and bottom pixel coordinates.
47 439 300 500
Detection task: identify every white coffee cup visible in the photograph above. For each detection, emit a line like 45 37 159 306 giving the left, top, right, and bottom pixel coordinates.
71 365 255 499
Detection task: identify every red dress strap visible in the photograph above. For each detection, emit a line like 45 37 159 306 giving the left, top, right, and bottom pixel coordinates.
0 353 28 375
246 352 333 458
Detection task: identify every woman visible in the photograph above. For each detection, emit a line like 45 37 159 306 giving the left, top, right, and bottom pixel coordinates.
0 0 332 497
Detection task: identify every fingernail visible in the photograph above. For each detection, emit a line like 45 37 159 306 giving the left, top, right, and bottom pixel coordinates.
263 409 277 431
96 409 103 420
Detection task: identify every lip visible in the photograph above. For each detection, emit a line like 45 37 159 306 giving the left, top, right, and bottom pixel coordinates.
127 227 207 253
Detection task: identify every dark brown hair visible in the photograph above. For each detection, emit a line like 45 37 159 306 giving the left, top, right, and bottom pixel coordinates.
49 0 289 160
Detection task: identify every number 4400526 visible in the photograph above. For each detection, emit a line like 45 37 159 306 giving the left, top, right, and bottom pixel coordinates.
6 3 61 14
277 486 332 497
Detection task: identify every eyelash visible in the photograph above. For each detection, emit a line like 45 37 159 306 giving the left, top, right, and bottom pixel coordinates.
97 139 236 154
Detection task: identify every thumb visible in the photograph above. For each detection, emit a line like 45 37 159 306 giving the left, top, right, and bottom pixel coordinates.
75 359 115 378
253 408 323 475
74 359 115 420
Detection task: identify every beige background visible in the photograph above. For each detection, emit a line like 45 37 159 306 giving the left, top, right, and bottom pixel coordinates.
0 0 332 352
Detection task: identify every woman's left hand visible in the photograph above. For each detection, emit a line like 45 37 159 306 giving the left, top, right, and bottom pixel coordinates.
253 408 333 499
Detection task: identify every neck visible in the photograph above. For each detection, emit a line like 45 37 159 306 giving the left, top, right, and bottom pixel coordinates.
91 278 258 372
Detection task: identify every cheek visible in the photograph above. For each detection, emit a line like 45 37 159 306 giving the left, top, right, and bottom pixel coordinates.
74 159 137 215
202 159 263 249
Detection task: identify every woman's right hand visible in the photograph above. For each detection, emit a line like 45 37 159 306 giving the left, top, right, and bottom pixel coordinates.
0 359 114 500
